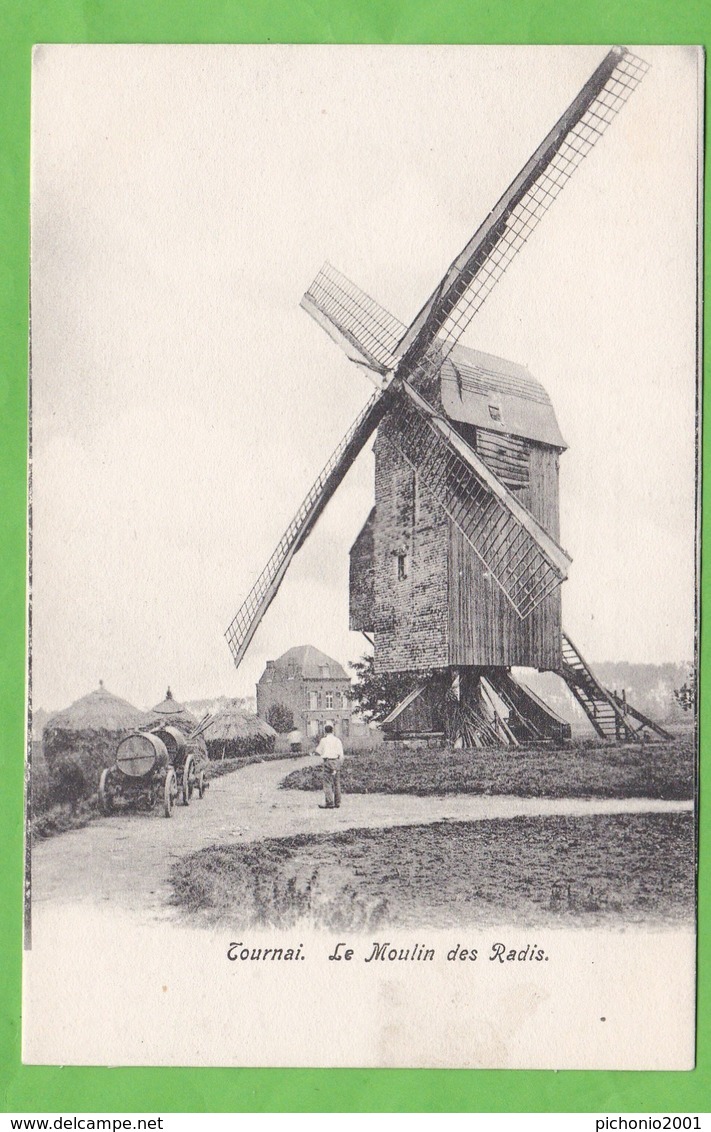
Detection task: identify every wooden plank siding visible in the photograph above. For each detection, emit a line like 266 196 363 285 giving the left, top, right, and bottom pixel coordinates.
475 429 531 491
448 437 563 669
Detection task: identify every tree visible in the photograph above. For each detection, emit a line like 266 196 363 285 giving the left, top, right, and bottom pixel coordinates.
348 654 435 723
673 675 696 713
266 702 295 733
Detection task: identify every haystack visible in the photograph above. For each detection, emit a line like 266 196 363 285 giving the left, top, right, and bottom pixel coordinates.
43 682 151 801
203 702 276 760
145 687 198 737
145 688 211 769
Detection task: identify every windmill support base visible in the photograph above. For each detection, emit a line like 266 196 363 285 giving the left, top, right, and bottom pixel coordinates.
381 666 571 748
381 640 671 747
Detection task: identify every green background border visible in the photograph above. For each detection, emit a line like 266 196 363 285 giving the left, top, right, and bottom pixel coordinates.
0 0 707 1113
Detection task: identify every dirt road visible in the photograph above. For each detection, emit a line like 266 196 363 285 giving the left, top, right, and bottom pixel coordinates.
30 756 692 925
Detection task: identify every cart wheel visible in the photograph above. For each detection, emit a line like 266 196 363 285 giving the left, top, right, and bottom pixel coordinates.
182 755 195 805
98 768 113 815
197 770 206 799
164 768 177 818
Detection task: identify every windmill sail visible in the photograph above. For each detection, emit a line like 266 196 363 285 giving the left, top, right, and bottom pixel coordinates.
389 383 571 617
301 262 407 376
302 50 650 383
396 48 649 371
224 389 392 669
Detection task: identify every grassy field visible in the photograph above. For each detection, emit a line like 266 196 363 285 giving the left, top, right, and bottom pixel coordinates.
170 810 695 931
282 736 694 800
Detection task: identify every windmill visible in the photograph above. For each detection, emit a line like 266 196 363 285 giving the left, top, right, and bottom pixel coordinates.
225 46 670 746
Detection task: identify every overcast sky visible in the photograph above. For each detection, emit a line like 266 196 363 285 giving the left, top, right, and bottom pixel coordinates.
30 44 700 712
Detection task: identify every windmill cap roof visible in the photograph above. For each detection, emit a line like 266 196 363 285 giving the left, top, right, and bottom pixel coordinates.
442 345 567 449
45 683 150 733
262 645 349 681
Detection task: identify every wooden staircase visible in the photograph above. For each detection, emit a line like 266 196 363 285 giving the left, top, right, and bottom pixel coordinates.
559 633 672 741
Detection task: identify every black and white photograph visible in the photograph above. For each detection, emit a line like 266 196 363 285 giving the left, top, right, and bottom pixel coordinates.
24 44 700 1069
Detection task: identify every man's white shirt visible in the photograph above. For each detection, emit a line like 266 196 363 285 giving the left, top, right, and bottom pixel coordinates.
316 733 344 761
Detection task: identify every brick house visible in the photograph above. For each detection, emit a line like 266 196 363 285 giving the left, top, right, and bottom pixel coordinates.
256 645 352 740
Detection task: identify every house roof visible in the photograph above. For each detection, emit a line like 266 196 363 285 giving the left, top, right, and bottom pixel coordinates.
45 682 150 734
262 645 349 682
441 345 567 449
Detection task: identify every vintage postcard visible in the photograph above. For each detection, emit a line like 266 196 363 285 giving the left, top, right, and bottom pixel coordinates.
24 44 701 1069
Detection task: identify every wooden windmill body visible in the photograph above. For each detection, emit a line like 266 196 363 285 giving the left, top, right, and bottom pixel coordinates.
225 47 670 745
351 345 566 672
347 343 569 744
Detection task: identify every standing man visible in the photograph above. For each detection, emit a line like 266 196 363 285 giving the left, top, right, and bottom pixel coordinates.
315 723 344 809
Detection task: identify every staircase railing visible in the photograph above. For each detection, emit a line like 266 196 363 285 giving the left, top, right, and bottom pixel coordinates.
560 632 671 741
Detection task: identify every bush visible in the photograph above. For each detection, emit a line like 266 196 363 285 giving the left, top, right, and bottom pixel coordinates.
31 797 99 840
29 741 52 814
50 756 87 809
43 728 123 805
205 732 276 761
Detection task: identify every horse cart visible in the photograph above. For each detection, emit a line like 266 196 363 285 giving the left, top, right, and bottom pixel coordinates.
98 716 211 817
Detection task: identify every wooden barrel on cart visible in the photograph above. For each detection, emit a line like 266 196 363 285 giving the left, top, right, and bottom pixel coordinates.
152 724 198 805
151 725 186 766
116 731 169 778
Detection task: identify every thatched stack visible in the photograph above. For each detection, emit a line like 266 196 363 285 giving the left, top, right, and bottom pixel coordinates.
145 687 197 736
146 688 214 769
43 682 151 802
203 702 277 760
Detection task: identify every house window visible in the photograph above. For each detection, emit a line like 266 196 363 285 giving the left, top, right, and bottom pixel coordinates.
319 664 330 679
308 691 318 711
397 552 408 581
287 661 297 679
341 718 350 738
325 692 334 709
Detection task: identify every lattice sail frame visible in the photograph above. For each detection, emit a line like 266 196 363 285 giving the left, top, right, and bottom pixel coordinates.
301 262 408 375
225 390 389 668
399 49 650 371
